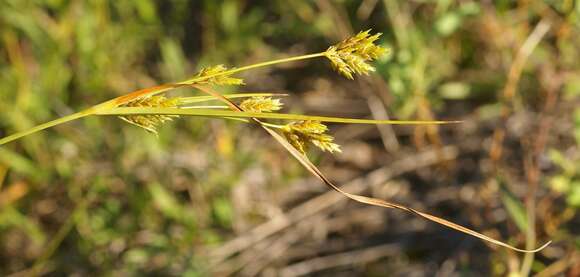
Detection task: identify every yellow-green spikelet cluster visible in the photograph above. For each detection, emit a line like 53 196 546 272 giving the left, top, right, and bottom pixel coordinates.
240 96 283 113
325 30 388 79
282 120 341 154
118 95 180 134
193 65 245 85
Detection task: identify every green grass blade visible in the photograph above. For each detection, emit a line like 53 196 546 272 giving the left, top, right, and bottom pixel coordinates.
97 107 462 125
178 53 326 84
498 177 528 232
0 110 93 146
0 148 42 180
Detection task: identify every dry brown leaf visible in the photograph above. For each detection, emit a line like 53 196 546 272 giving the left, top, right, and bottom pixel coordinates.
191 84 550 253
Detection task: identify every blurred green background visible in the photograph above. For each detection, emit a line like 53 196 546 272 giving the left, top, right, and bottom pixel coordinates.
0 0 579 276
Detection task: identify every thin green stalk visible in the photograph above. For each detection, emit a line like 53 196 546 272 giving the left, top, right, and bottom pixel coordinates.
258 122 285 129
520 196 538 276
179 53 326 85
0 109 95 146
221 117 251 123
97 107 461 125
0 52 323 145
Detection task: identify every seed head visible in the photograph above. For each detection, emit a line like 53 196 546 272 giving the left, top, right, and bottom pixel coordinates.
193 65 245 86
118 95 180 134
282 121 341 154
240 97 283 113
325 30 388 79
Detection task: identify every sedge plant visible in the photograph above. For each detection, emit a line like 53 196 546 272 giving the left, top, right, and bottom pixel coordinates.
0 30 549 253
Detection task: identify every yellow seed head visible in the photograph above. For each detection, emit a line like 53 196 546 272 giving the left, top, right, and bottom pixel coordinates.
325 30 389 79
309 133 342 153
287 120 328 134
282 120 341 154
284 132 307 155
118 95 180 134
240 97 283 113
193 65 245 85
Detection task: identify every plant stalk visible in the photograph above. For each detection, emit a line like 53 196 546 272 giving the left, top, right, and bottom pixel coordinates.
179 52 326 85
0 53 326 145
96 107 461 125
0 109 95 146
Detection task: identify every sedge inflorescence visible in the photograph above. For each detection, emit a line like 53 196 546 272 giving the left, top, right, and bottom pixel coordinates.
116 31 386 153
118 95 180 134
281 120 341 154
192 64 245 86
324 30 388 79
240 96 283 113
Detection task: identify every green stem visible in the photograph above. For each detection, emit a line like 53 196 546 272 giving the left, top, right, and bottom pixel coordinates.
97 107 461 125
0 52 324 145
178 52 326 85
259 122 285 129
0 109 95 146
520 199 537 276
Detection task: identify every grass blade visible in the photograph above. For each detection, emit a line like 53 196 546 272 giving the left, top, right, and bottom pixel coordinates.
499 177 528 232
97 107 461 125
190 85 550 253
0 83 188 146
262 125 550 253
0 110 92 146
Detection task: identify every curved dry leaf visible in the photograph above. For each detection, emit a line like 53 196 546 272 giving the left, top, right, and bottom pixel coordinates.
193 84 551 254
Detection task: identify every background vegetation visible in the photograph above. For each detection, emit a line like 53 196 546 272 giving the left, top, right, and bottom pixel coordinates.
0 0 579 276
